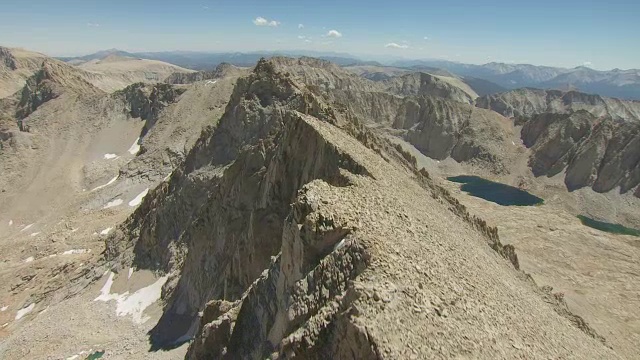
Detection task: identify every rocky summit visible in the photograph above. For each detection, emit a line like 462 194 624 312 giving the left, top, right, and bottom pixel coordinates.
0 47 639 360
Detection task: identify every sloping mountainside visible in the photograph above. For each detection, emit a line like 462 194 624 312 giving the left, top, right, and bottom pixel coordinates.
382 72 477 104
164 63 250 84
0 47 49 98
476 88 640 121
77 54 195 92
103 58 615 359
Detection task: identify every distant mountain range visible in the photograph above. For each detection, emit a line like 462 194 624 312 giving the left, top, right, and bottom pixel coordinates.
58 49 640 100
57 49 374 70
392 60 640 100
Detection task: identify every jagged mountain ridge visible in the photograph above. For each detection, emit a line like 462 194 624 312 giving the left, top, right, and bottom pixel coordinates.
103 58 616 359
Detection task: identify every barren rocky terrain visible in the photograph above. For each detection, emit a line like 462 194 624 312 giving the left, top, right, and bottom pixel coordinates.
0 48 638 359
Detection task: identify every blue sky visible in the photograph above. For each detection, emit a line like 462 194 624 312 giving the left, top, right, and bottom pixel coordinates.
1 0 638 70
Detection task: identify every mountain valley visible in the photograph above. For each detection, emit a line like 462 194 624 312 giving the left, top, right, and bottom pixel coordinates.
0 46 639 360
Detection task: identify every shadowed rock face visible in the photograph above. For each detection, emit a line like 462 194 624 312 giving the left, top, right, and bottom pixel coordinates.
114 82 186 136
475 87 640 197
522 111 640 196
0 47 18 70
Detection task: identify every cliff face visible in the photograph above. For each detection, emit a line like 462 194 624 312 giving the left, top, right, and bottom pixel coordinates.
476 88 640 121
522 111 640 196
113 82 186 136
392 96 513 173
475 87 640 196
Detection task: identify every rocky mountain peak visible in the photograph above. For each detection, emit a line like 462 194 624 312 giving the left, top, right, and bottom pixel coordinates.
15 59 102 119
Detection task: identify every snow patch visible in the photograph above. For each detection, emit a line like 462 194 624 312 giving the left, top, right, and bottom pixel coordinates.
100 227 113 235
20 223 34 232
8 220 12 226
103 153 118 160
128 137 141 155
1 323 7 328
1 306 8 311
163 172 173 181
128 188 149 207
205 80 217 86
512 141 516 146
30 232 40 237
128 267 134 279
23 256 34 263
94 271 168 323
66 355 79 360
15 303 35 320
91 175 119 192
62 249 90 255
103 198 123 209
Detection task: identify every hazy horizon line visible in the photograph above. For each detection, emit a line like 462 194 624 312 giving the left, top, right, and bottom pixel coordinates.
6 44 638 72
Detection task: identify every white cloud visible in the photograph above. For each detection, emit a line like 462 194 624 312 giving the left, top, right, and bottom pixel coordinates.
424 36 430 40
385 42 409 49
583 61 592 67
298 35 306 39
253 17 280 27
87 22 100 27
326 30 342 38
298 24 304 29
304 39 312 43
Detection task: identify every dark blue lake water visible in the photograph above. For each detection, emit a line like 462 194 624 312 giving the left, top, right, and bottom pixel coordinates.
447 175 544 206
577 215 640 237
